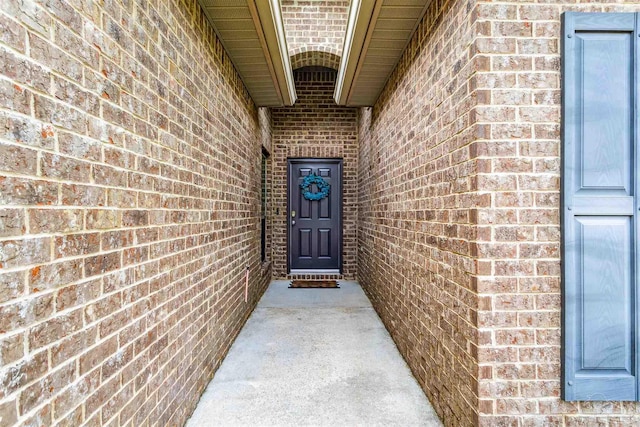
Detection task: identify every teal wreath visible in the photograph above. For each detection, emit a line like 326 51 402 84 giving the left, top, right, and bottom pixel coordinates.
300 173 330 201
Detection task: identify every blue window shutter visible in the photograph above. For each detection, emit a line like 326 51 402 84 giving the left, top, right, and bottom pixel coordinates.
562 12 639 401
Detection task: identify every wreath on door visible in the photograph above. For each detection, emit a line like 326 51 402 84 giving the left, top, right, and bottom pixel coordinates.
300 173 331 201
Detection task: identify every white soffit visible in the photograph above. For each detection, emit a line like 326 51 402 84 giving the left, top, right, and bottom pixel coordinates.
335 0 431 106
199 0 297 107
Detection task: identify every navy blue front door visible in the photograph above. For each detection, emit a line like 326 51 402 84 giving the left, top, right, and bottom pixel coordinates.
288 159 342 272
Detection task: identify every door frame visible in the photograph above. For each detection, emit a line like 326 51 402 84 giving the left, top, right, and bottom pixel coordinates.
287 158 343 274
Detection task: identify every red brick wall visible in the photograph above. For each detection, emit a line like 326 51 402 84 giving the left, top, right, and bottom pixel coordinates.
5 0 640 425
474 1 640 425
357 0 482 424
359 0 640 426
261 108 274 268
0 0 271 425
281 0 349 60
271 68 357 279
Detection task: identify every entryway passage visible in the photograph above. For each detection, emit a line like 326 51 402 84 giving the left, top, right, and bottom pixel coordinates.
186 281 442 426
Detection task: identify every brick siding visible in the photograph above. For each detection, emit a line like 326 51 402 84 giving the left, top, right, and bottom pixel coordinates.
290 51 341 72
474 1 640 426
0 0 271 426
4 0 640 426
271 68 357 279
281 0 349 60
359 0 640 426
357 0 481 424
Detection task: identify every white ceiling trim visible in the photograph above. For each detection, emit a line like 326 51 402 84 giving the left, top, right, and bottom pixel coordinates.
334 0 432 107
251 0 297 106
334 0 381 106
199 0 296 107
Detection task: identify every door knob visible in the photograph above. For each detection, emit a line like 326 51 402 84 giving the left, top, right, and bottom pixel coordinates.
292 220 296 226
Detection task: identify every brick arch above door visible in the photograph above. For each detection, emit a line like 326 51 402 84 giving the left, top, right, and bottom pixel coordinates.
290 49 341 71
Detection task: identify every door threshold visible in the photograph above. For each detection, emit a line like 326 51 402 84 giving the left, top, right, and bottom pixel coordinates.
290 269 341 274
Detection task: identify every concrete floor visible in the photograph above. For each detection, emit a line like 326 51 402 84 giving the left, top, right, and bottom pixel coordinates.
186 280 442 426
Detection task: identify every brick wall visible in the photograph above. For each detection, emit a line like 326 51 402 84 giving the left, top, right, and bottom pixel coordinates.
5 0 640 426
260 108 273 267
357 0 482 424
0 0 271 426
474 1 640 425
271 67 357 279
281 0 349 60
359 0 640 426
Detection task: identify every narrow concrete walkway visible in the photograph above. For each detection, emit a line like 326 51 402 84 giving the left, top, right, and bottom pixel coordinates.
186 280 442 426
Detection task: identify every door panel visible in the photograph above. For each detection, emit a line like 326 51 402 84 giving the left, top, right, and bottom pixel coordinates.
577 217 632 371
579 33 633 192
288 159 342 271
318 229 331 258
298 229 312 257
